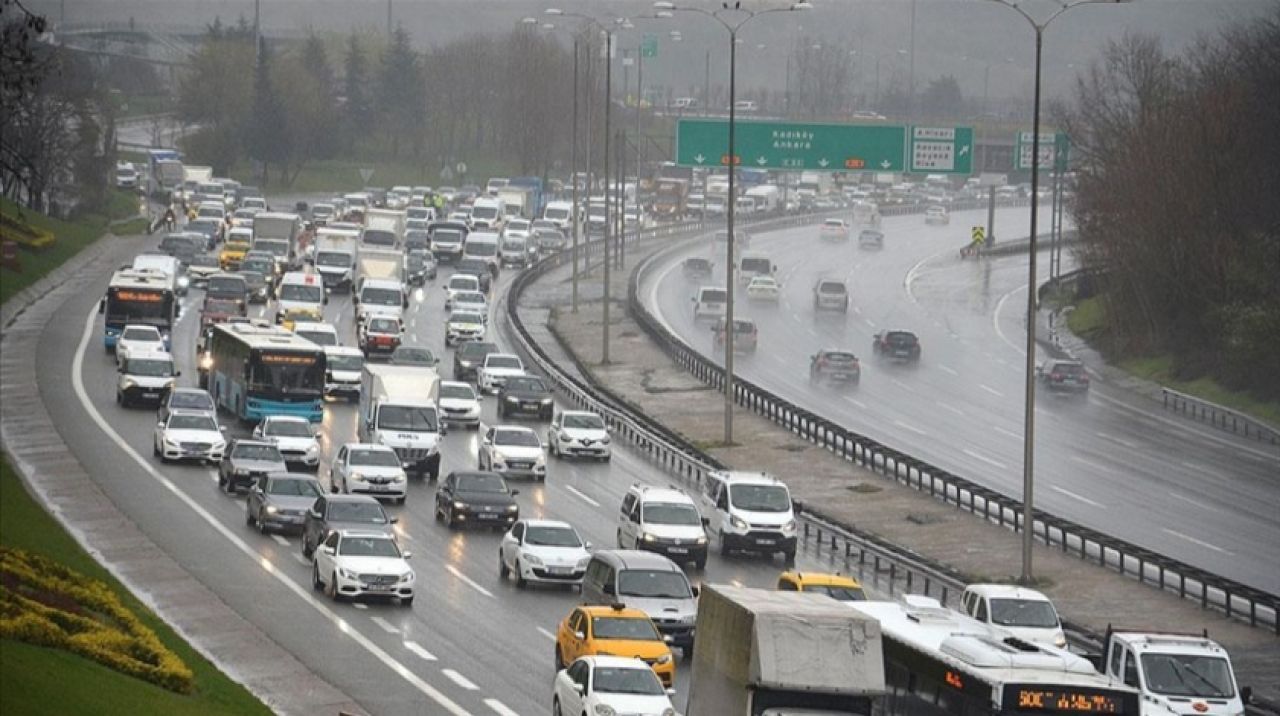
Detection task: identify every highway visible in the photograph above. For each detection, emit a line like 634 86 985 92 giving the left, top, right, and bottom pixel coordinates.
641 206 1280 595
36 216 899 715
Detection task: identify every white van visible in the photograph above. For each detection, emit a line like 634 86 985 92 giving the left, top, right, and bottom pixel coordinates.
500 235 529 268
692 286 728 321
132 254 189 296
616 484 708 569
275 271 327 327
580 550 698 653
960 584 1066 648
737 252 775 286
462 231 501 276
469 197 505 231
542 200 574 230
698 470 798 561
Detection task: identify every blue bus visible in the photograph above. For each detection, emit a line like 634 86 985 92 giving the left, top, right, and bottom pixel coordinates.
99 268 178 349
203 321 325 422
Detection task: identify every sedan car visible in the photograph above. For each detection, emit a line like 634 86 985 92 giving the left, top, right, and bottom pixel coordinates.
240 270 270 303
477 353 526 394
390 345 439 367
434 470 520 530
497 375 554 420
553 656 676 716
438 380 482 428
819 218 850 241
301 494 397 558
153 409 227 465
157 387 216 423
246 473 324 533
1037 359 1090 394
253 415 321 471
547 410 611 461
186 253 222 286
682 256 713 280
445 310 486 347
331 443 409 504
745 276 781 303
312 530 414 605
453 341 498 381
451 290 488 319
924 204 950 225
499 519 591 589
478 425 547 481
809 349 862 385
217 439 288 494
871 329 922 363
858 229 885 249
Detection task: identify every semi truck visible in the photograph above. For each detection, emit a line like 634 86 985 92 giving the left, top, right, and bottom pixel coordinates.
312 228 360 291
357 364 444 479
685 584 885 716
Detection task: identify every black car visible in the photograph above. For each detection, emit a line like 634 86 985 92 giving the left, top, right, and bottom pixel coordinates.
809 349 862 385
405 229 431 253
683 256 713 280
240 270 270 303
453 341 498 381
497 375 555 420
871 330 922 363
301 494 397 557
158 387 216 423
454 258 492 293
1037 359 1090 394
390 345 439 367
434 471 519 530
405 250 436 285
157 234 202 265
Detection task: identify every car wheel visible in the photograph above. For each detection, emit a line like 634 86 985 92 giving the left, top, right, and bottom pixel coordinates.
720 531 731 557
783 547 797 564
302 537 314 558
695 556 707 570
616 529 625 549
497 402 505 418
312 562 323 591
515 560 527 589
152 440 160 457
553 697 562 716
256 509 268 533
445 507 458 530
327 572 341 601
499 551 509 579
434 503 443 522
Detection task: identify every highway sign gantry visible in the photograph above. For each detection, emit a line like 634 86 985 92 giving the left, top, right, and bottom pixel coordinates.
1016 131 1071 172
676 119 908 172
909 126 975 174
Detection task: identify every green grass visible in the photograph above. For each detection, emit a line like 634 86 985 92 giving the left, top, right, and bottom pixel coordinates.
1065 295 1105 342
0 192 142 305
0 455 272 716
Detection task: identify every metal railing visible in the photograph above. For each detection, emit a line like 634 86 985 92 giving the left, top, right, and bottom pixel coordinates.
1162 388 1280 446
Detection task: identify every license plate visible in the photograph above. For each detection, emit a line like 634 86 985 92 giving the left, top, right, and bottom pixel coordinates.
669 547 688 555
143 392 160 398
361 584 394 591
548 566 573 575
755 539 775 545
370 485 391 492
183 451 202 457
523 402 540 410
477 513 499 520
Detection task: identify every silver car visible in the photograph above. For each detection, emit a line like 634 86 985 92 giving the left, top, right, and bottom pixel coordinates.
246 473 324 534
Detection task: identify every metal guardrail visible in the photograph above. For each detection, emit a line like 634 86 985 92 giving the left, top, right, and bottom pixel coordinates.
618 214 1280 635
1162 388 1280 446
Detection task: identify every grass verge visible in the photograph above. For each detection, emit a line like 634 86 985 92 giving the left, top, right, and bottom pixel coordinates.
0 455 272 716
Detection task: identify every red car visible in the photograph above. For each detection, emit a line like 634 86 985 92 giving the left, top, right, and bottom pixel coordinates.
359 316 403 357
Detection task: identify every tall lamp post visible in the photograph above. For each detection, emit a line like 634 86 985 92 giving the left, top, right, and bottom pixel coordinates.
655 0 812 444
986 0 1129 584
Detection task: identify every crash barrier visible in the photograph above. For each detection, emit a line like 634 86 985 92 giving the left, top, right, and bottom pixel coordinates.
980 228 1079 257
619 215 1279 635
1162 388 1280 446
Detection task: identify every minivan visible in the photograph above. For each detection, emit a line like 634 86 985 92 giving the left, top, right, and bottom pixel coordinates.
698 470 798 562
580 550 698 653
960 584 1067 649
462 231 501 276
617 484 709 569
692 286 728 321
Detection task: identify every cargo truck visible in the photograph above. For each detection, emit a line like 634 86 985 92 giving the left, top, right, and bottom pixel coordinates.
654 178 690 219
1095 628 1248 716
312 228 360 291
252 212 303 272
358 364 444 479
685 584 885 716
355 248 403 290
507 176 545 217
362 208 407 250
497 186 535 220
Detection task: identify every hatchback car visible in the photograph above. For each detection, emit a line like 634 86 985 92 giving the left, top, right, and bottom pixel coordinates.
115 324 168 364
1037 359 1090 394
246 473 324 533
478 425 547 480
682 256 713 280
301 494 397 558
434 470 520 530
858 229 885 249
497 375 554 420
813 279 850 312
809 349 861 385
498 519 591 589
553 656 676 716
218 439 288 494
547 410 611 461
819 218 850 241
745 276 781 303
438 381 482 428
871 329 922 363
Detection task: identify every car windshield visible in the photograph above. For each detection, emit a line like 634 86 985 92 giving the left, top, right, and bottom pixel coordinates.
362 287 401 306
440 384 475 400
433 229 463 244
265 420 311 438
338 536 401 558
805 584 867 601
126 358 175 376
190 254 219 268
1140 654 1235 698
471 206 498 220
232 444 282 461
327 353 363 371
824 219 844 228
819 282 846 295
297 330 336 347
280 284 323 303
494 429 540 447
458 473 509 494
240 271 265 287
376 406 437 432
459 343 496 359
701 289 727 303
822 352 859 365
327 501 387 524
242 259 273 274
618 570 691 599
591 616 661 641
524 525 581 547
592 666 665 695
451 312 483 325
466 241 497 257
267 478 321 497
643 502 702 526
487 356 521 370
316 252 351 267
123 327 160 341
393 348 434 364
455 292 484 305
349 448 402 467
170 392 213 410
729 484 791 513
504 377 546 393
1052 362 1085 376
989 598 1060 628
368 319 399 334
886 332 917 345
741 258 770 273
208 276 246 297
362 229 396 246
562 414 604 430
169 414 217 431
203 298 240 315
406 254 426 270
449 277 479 291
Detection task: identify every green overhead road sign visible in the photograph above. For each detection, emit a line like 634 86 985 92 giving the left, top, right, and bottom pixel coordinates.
909 126 974 174
1016 131 1071 172
676 119 908 172
641 34 658 58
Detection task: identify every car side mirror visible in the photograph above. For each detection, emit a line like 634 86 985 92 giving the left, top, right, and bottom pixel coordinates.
691 585 701 597
387 515 399 524
322 546 336 555
701 516 710 527
663 634 674 644
1242 686 1253 704
510 489 520 497
174 370 182 377
665 688 677 697
573 631 586 641
584 541 592 551
402 551 412 560
219 426 228 433
439 424 448 436
602 583 615 596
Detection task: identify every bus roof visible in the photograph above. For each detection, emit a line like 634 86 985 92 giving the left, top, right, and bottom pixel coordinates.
213 321 323 352
109 268 175 291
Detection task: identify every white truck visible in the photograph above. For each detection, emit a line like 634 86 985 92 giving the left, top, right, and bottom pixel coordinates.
745 184 781 214
311 228 360 291
798 171 834 200
357 364 444 479
497 186 534 220
252 212 303 272
686 584 884 716
1096 628 1249 716
355 248 403 290
361 208 406 250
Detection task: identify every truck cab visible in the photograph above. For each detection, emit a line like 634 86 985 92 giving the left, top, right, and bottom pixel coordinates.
1100 629 1247 716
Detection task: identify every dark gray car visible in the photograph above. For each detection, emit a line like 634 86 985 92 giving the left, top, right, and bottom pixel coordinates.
218 439 288 494
453 341 498 382
301 494 398 557
246 473 324 534
158 387 216 423
497 375 554 420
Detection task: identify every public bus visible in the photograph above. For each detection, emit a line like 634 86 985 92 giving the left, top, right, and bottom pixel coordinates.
99 268 178 350
848 597 1140 716
202 321 325 422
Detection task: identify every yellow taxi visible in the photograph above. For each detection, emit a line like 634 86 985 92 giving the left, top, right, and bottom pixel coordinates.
219 238 252 270
555 604 675 688
776 571 867 601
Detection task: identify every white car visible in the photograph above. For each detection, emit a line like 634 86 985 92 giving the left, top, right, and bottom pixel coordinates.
253 415 321 471
745 276 781 303
438 381 482 428
553 656 676 716
292 321 341 348
960 583 1067 648
477 353 525 393
115 324 167 365
498 519 591 589
443 273 481 309
331 443 409 504
503 218 532 240
925 205 950 225
324 346 364 398
153 409 227 464
547 410 611 461
312 529 414 605
478 424 546 481
117 349 179 407
445 310 486 346
819 218 850 241
451 290 489 320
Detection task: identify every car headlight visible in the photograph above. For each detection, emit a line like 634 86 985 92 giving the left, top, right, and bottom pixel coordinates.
392 473 407 483
305 443 319 455
164 379 176 389
695 535 707 545
163 436 180 447
642 533 657 543
601 436 611 444
350 472 365 483
730 516 748 530
655 654 672 665
576 556 591 569
783 520 797 533
453 501 467 510
399 570 415 584
504 395 518 403
199 353 214 370
540 397 552 405
662 709 676 716
265 505 279 514
593 706 616 716
337 567 355 579
505 504 518 513
122 379 137 389
522 553 543 566
211 440 226 452
177 275 190 288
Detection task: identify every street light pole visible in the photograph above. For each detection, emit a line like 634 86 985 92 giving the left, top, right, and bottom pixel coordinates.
534 18 584 312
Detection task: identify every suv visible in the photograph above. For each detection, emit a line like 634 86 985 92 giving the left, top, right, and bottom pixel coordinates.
453 341 498 381
1037 359 1090 394
813 279 849 312
580 550 698 655
616 484 709 569
301 494 397 558
712 318 758 353
809 349 861 385
960 584 1066 648
871 330 922 363
697 470 798 562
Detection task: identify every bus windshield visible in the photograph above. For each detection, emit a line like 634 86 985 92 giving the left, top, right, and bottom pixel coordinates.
105 288 173 327
249 351 324 398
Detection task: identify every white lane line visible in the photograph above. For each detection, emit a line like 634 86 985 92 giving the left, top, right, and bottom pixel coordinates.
1070 455 1116 475
938 364 959 376
1162 528 1235 556
1095 431 1137 449
865 318 877 328
441 669 479 690
936 402 966 417
842 396 868 409
352 602 368 610
271 534 290 546
403 640 438 661
370 616 400 634
292 553 310 566
70 307 472 716
893 420 928 437
485 699 521 716
1050 485 1105 509
564 484 600 508
890 378 912 391
979 384 1004 397
445 564 494 598
963 449 1007 470
1169 492 1222 514
993 283 1028 355
536 626 557 642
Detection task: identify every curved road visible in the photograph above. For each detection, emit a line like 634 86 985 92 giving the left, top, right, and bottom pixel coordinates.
644 206 1280 594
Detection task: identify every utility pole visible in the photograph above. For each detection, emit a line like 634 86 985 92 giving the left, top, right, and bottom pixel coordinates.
387 0 393 37
570 33 581 312
601 30 613 365
703 50 711 115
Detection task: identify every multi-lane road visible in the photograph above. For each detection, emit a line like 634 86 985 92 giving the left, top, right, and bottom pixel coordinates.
643 206 1280 595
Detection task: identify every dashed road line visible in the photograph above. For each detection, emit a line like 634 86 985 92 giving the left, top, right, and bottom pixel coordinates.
936 402 966 417
1162 528 1234 556
403 640 438 661
1070 455 1116 475
978 384 1004 397
938 364 959 376
271 534 290 546
1050 485 1105 508
564 484 600 508
1095 431 1137 449
484 698 520 716
1169 492 1220 513
352 602 368 610
536 627 557 642
842 396 868 409
893 420 928 436
445 564 494 598
962 448 1007 470
441 669 478 690
370 616 400 634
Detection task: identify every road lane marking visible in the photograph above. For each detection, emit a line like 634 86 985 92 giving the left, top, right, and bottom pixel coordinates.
352 603 368 610
1162 528 1234 556
441 669 478 690
403 640 438 661
271 534 290 546
842 397 868 409
564 484 600 507
292 553 310 566
1050 485 1105 508
938 364 959 376
890 378 912 391
962 449 1007 470
993 283 1028 355
484 699 520 716
536 627 557 642
865 318 877 328
1070 455 1116 475
370 616 400 634
979 384 1004 397
70 306 472 716
445 564 494 598
1095 431 1136 449
936 402 966 417
1169 492 1221 514
893 420 928 437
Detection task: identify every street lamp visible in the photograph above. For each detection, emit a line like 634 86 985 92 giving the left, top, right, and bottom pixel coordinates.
655 0 813 444
985 0 1130 585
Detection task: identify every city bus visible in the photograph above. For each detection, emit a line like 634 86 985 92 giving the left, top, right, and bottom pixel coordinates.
99 268 178 350
203 321 326 422
848 597 1140 716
